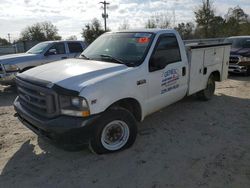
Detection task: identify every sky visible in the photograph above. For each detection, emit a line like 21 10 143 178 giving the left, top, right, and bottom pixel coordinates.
0 0 250 41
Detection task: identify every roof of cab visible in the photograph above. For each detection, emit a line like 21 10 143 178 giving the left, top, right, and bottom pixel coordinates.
109 28 177 34
39 40 84 43
227 36 250 39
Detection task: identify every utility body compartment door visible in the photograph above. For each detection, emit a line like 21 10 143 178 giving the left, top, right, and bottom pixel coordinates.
187 44 231 95
221 45 230 81
187 48 206 95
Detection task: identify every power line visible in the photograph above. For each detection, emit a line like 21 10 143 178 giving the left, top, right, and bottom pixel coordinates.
99 1 110 31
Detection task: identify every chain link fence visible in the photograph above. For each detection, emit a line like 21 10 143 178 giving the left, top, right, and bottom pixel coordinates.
0 41 40 56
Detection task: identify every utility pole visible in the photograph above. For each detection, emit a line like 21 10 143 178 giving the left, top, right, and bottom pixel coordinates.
7 33 11 44
172 0 179 28
100 1 110 31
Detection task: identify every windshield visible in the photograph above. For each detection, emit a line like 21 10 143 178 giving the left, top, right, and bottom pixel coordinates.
26 42 51 54
81 32 154 66
225 38 250 48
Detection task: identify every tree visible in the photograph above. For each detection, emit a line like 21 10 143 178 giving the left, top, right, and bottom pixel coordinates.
225 5 248 23
192 3 250 38
81 18 105 44
0 37 9 45
238 22 250 35
145 18 157 28
20 21 61 41
145 13 171 29
210 16 225 37
157 13 171 29
194 0 215 38
67 35 77 40
175 22 194 39
222 6 250 37
118 20 130 30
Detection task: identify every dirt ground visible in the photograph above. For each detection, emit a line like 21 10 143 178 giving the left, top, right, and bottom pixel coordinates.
0 75 250 188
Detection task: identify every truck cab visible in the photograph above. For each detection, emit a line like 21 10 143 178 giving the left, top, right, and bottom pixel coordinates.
13 29 230 154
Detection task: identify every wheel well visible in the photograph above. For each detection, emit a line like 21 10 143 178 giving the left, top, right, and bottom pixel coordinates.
211 71 220 81
108 98 142 122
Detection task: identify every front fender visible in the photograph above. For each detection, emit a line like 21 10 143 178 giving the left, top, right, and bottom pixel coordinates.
79 68 147 120
1 56 41 71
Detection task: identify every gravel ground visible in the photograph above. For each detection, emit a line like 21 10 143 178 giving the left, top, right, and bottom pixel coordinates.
0 75 250 188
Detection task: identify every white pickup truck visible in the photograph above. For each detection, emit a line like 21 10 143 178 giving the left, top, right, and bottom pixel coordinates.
14 29 231 154
0 40 86 84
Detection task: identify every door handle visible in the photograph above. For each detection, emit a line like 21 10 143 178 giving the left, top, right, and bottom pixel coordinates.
182 67 186 76
203 67 207 75
61 57 67 59
137 79 146 85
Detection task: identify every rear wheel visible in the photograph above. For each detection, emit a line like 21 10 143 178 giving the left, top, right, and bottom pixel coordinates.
89 108 137 154
196 75 215 101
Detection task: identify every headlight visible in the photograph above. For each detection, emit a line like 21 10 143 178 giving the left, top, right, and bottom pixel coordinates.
240 56 250 62
59 95 90 117
4 64 20 73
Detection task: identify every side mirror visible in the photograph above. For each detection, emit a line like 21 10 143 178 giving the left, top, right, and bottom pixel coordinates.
45 49 57 56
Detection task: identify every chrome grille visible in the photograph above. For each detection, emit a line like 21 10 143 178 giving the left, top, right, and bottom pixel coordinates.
16 77 58 118
229 56 239 64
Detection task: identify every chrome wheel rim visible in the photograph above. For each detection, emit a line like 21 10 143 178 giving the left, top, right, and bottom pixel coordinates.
101 120 130 151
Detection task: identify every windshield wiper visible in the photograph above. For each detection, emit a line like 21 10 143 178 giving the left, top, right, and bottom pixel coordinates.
100 54 126 65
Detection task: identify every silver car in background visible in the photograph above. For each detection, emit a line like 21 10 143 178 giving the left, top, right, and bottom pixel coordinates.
0 40 87 84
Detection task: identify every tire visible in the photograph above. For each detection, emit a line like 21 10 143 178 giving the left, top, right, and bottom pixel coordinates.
246 66 250 76
196 74 215 101
89 108 137 154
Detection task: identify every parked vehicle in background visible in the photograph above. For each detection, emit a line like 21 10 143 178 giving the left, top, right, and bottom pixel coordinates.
14 29 230 154
225 36 250 75
0 40 87 84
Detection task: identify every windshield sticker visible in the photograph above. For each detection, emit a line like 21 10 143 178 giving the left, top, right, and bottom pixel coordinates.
161 69 180 94
137 37 150 43
134 33 152 38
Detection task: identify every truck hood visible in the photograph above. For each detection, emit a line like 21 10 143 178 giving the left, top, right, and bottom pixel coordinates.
19 58 130 92
231 48 250 57
0 53 38 65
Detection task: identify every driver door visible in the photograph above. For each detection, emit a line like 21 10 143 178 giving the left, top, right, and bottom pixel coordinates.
43 42 67 64
146 34 188 115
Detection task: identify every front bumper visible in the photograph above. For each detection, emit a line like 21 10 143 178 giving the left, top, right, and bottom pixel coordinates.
228 64 247 73
14 97 100 146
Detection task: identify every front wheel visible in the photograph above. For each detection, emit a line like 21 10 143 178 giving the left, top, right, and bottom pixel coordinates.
246 66 250 76
196 75 215 101
89 108 137 154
